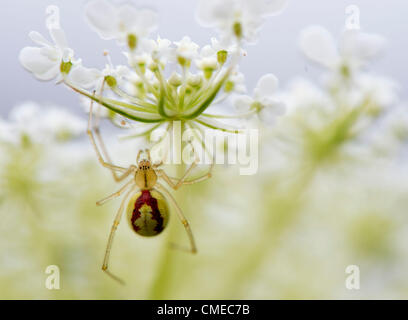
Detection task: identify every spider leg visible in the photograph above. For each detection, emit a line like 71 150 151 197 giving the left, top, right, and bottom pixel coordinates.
136 150 143 163
87 89 135 182
153 161 163 169
102 186 136 285
157 141 213 189
156 183 197 254
96 180 134 206
144 148 165 169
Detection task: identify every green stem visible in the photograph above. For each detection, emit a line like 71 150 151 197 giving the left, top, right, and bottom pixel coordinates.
220 165 317 297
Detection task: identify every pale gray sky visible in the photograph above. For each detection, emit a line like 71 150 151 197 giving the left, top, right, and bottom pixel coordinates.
1 0 407 115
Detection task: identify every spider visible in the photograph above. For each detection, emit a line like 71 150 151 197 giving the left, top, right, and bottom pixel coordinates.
86 96 213 284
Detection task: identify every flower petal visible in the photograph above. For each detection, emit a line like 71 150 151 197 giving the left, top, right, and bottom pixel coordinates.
265 0 289 15
85 0 118 39
117 5 141 32
340 30 386 63
19 47 58 80
50 28 68 49
69 65 101 89
195 0 235 27
29 31 52 47
299 25 340 68
36 64 61 81
118 6 157 36
242 0 287 16
254 73 279 99
137 9 158 33
259 101 286 124
234 95 253 111
9 101 41 123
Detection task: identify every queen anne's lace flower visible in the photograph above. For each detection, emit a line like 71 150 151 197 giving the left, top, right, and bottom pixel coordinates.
70 63 131 90
299 26 386 80
85 0 157 48
20 2 288 148
19 26 77 81
140 36 174 65
196 0 288 44
174 37 200 65
0 102 85 145
235 74 286 124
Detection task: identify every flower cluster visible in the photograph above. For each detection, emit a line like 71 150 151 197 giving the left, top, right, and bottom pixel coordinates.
275 25 399 166
299 26 386 90
0 102 85 147
19 0 288 146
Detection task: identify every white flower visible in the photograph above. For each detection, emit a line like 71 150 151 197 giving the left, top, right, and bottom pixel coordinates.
125 52 154 71
41 108 86 141
7 102 45 144
140 36 174 65
85 0 157 46
345 74 399 115
19 26 76 81
281 78 333 115
355 74 398 109
234 73 285 124
225 68 246 94
0 102 86 146
196 38 247 77
174 37 199 65
196 44 219 71
69 63 131 89
196 0 288 44
299 26 386 78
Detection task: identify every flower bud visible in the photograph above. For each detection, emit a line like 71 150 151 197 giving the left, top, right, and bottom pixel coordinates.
127 34 138 51
177 56 191 68
224 80 234 93
203 67 214 80
187 74 203 87
148 62 159 72
60 61 72 74
217 50 228 65
104 75 117 88
169 72 182 87
233 22 243 39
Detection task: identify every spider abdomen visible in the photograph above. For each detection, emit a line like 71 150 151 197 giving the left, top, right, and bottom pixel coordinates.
126 190 169 237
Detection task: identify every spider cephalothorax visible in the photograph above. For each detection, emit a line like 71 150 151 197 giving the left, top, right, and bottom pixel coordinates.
135 159 157 190
86 97 213 284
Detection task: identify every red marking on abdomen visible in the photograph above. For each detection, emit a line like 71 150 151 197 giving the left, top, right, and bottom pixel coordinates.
132 190 164 234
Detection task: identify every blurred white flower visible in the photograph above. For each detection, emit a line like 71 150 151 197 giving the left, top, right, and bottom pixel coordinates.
355 74 398 110
225 68 247 94
196 0 288 44
195 38 244 73
140 36 174 65
41 109 86 141
85 0 157 47
196 45 219 71
19 23 77 81
174 36 200 63
0 102 86 146
280 77 333 114
299 26 385 79
69 63 131 90
235 73 285 124
7 102 44 144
